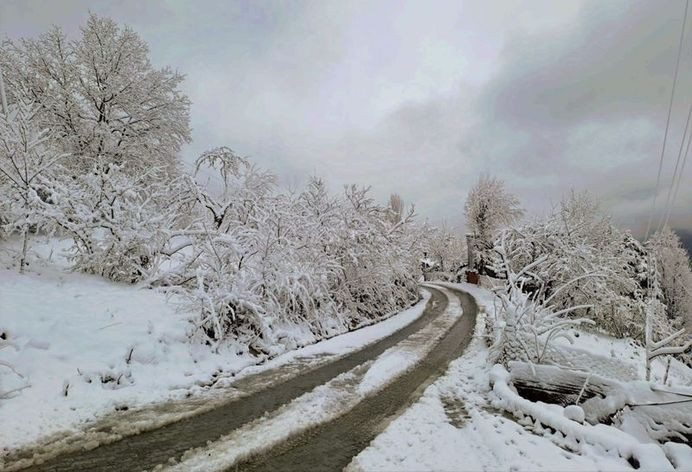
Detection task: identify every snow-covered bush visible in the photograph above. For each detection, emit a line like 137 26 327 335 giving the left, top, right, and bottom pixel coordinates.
0 99 65 272
156 150 421 352
487 231 596 365
329 184 420 322
489 192 669 342
51 163 185 282
173 148 277 349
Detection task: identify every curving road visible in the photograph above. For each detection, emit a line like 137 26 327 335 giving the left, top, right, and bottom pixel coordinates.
22 285 476 472
235 287 478 471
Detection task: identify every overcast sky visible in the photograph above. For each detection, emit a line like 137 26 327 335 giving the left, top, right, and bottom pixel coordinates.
2 0 690 235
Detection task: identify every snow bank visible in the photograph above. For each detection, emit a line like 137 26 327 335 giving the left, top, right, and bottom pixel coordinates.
0 264 233 451
490 364 680 471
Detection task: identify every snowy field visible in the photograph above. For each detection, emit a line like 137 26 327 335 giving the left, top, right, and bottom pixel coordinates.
0 237 428 462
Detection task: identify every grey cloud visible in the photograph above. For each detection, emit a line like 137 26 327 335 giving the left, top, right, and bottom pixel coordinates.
1 0 690 236
484 1 692 127
473 0 692 234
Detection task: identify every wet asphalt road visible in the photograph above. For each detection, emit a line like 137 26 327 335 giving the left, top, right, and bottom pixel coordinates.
234 287 477 472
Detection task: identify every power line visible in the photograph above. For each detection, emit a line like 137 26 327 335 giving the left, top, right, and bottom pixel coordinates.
645 0 689 240
664 113 692 228
659 102 692 231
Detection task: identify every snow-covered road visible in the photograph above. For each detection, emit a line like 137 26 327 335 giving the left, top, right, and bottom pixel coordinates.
227 285 477 472
16 285 476 471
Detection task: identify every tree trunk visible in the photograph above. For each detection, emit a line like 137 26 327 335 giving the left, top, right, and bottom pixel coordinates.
19 224 29 274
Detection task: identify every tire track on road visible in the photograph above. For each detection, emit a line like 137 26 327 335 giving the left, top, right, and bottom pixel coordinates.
233 286 478 472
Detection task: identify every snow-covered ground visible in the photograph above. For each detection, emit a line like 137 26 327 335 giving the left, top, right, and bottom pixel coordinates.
348 282 692 472
0 236 429 462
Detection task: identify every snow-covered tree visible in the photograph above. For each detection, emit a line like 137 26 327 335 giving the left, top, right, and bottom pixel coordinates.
421 222 465 273
0 99 65 272
648 226 692 332
387 193 406 224
50 163 186 282
0 15 191 175
464 174 523 270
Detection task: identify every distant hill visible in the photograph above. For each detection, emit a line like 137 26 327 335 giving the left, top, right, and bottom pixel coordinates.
675 228 692 258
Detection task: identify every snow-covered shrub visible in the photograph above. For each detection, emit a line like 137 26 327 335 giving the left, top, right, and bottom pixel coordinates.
487 231 596 365
51 163 184 282
328 184 420 323
179 148 277 349
0 99 65 272
490 192 670 342
155 149 308 351
156 150 421 351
